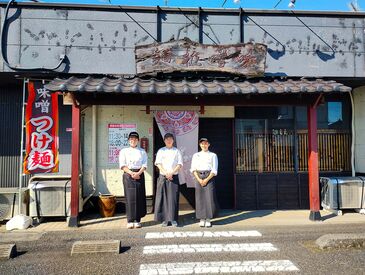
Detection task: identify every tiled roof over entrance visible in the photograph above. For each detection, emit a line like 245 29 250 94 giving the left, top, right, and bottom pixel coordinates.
45 76 352 94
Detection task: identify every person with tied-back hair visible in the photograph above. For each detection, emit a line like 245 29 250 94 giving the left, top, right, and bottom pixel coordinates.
190 137 219 228
154 133 183 227
119 132 147 229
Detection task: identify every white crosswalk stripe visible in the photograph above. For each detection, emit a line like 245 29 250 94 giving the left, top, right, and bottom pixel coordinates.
140 230 300 274
145 230 262 239
139 260 299 274
143 243 277 254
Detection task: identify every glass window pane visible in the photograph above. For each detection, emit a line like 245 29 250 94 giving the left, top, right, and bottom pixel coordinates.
235 106 295 173
328 102 343 125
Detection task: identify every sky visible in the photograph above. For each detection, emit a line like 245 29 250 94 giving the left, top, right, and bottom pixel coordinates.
34 0 364 11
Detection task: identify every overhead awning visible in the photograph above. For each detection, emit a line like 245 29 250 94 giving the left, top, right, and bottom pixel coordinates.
45 76 352 94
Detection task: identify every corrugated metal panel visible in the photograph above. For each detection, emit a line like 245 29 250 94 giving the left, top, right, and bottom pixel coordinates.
2 4 364 77
0 84 24 188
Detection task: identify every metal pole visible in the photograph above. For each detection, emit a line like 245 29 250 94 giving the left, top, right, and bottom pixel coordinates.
18 78 27 214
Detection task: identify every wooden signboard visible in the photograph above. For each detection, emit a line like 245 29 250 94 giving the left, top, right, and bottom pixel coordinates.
135 38 267 76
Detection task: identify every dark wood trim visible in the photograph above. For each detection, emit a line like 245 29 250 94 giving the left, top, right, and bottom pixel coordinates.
298 173 302 208
255 174 259 209
69 103 80 227
239 8 244 43
293 106 299 172
198 7 203 44
235 171 349 210
232 118 237 209
276 174 279 209
74 93 327 106
156 6 162 42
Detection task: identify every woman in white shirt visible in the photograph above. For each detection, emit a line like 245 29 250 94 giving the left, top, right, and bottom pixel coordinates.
190 137 219 227
154 133 183 227
119 132 148 229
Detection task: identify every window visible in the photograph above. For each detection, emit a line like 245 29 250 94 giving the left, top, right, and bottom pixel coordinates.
327 102 343 125
235 98 351 173
235 106 295 172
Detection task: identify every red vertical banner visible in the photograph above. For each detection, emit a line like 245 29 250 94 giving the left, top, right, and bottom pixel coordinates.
24 81 59 174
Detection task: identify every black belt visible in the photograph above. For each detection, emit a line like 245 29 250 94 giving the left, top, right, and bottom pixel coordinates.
197 170 211 174
130 168 142 172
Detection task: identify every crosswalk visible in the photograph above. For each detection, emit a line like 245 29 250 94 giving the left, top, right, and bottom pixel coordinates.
143 243 278 254
145 231 262 239
139 230 299 274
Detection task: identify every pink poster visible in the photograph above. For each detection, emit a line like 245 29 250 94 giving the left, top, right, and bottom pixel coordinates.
108 123 136 164
154 111 199 188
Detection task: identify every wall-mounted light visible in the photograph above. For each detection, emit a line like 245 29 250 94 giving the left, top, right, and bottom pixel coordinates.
288 0 296 8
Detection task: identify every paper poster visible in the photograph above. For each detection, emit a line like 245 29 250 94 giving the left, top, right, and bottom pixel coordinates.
108 123 136 164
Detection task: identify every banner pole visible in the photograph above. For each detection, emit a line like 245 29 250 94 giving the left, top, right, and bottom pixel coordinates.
18 78 27 215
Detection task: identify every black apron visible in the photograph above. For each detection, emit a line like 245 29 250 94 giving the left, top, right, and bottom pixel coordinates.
195 170 219 219
123 170 146 222
154 174 180 222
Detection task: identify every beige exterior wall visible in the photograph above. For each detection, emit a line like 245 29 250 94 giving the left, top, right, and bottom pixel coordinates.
353 87 365 173
82 105 234 197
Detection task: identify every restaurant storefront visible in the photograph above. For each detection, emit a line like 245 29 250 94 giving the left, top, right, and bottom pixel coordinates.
45 75 352 225
0 2 363 226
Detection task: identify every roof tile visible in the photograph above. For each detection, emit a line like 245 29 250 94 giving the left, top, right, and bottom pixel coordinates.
45 77 352 94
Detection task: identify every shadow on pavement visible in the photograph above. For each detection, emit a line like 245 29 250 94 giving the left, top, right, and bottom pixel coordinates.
214 210 274 225
79 213 125 227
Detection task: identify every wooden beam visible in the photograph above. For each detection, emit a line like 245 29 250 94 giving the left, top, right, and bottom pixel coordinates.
307 104 321 221
68 101 81 227
74 93 324 106
199 105 205 114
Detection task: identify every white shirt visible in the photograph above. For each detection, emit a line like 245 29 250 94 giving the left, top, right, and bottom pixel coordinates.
119 147 147 169
190 151 218 176
154 147 183 175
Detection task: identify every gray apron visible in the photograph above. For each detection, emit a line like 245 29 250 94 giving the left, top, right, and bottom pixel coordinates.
195 170 219 219
123 170 146 222
154 174 180 222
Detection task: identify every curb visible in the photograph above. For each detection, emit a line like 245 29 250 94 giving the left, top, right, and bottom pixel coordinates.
0 232 44 243
315 233 365 249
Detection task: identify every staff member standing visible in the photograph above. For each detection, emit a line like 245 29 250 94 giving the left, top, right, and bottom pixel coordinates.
119 132 147 229
190 137 219 228
154 133 183 227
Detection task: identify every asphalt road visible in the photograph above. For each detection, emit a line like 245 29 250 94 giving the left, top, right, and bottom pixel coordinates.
1 223 365 275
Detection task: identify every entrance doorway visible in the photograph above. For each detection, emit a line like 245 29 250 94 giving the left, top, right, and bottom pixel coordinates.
199 118 234 209
153 119 195 210
153 117 234 210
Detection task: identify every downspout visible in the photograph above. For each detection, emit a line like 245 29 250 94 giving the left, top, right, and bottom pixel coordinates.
83 105 97 204
349 91 355 177
18 78 27 214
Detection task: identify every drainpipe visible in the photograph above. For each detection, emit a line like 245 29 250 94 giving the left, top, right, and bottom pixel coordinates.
349 91 355 177
82 105 97 205
18 79 27 214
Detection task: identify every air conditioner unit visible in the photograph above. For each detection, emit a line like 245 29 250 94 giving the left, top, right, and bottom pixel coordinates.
0 188 29 221
29 177 82 219
321 177 365 211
